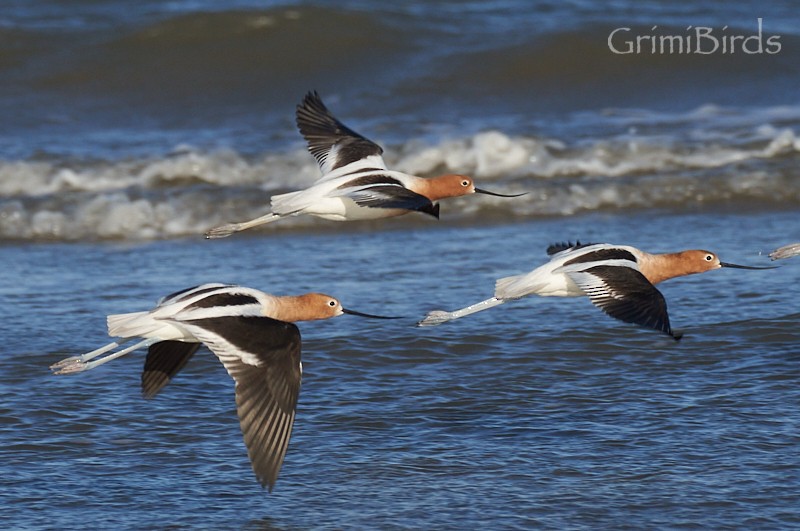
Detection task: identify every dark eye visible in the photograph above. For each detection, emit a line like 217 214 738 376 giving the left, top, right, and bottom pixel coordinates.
705 254 713 261
329 300 337 307
461 180 470 187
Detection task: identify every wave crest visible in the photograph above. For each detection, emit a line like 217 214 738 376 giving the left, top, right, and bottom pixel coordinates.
1 114 797 242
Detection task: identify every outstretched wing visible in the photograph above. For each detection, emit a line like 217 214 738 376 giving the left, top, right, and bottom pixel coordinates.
296 91 387 176
182 315 303 491
566 265 679 339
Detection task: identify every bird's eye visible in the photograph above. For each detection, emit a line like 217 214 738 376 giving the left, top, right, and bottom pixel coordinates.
328 300 337 307
461 180 470 187
705 254 714 261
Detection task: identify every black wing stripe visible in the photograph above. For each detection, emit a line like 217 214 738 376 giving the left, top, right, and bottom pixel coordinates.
186 292 260 309
563 248 637 266
336 174 403 189
160 284 229 305
141 341 201 398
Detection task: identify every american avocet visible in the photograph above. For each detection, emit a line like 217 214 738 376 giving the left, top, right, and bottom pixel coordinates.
205 91 523 238
50 283 395 491
770 242 800 260
417 241 775 339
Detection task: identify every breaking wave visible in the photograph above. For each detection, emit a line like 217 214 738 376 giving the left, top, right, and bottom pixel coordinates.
2 106 798 242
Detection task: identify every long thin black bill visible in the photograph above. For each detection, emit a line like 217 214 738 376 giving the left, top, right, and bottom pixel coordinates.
720 262 777 270
343 308 402 319
474 188 527 198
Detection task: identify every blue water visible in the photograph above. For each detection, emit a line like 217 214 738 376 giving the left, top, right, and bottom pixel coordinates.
2 0 799 158
1 0 799 529
2 210 799 529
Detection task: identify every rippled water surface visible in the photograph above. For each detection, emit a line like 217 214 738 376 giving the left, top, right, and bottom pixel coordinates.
2 211 799 529
1 0 799 528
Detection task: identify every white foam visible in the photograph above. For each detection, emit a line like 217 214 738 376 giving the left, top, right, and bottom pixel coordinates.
0 105 797 241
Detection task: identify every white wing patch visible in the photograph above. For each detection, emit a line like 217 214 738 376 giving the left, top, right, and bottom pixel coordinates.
567 270 626 300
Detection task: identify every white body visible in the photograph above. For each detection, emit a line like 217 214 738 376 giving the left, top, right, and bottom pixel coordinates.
108 283 273 343
494 244 644 300
270 163 416 221
51 283 287 373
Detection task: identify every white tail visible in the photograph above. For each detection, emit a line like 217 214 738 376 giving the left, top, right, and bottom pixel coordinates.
269 190 304 215
494 273 531 299
107 311 159 338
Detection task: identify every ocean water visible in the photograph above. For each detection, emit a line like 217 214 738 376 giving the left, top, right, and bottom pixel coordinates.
3 212 800 530
1 0 799 241
1 0 799 529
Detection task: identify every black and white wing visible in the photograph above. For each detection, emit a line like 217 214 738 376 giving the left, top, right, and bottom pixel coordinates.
333 174 439 217
296 91 387 176
156 283 232 308
566 265 679 339
181 315 303 491
141 341 202 398
558 245 636 265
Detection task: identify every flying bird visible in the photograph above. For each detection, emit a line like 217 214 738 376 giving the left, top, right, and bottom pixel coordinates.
51 283 395 490
418 241 774 339
205 91 523 238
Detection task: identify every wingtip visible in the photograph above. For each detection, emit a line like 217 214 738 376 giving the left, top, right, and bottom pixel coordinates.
140 377 164 399
546 240 582 255
259 474 276 492
298 89 325 113
419 202 440 219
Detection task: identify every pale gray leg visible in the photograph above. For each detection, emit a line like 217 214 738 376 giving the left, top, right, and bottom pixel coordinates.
770 242 800 260
49 339 131 370
51 338 158 375
417 297 506 327
204 213 281 239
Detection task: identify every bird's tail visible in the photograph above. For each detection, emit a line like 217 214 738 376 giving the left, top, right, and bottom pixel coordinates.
107 311 159 338
269 190 305 216
494 273 532 300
